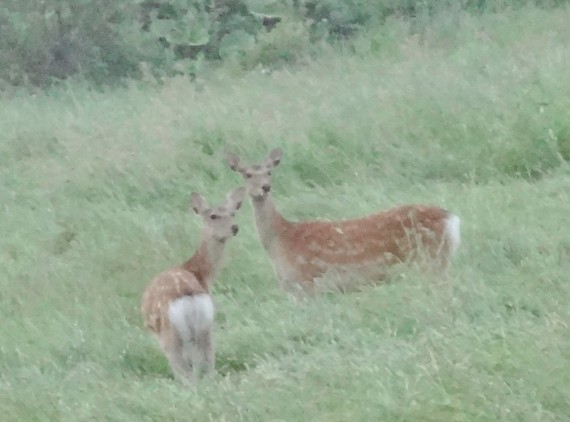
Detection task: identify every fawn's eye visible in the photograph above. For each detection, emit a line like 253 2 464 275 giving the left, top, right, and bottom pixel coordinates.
245 173 252 179
267 171 272 176
210 214 219 220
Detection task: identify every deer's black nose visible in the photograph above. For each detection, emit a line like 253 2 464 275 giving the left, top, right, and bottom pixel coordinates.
232 225 239 235
262 184 271 193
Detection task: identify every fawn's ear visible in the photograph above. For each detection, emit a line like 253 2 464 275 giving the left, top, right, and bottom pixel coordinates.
226 152 243 172
267 147 283 167
190 192 208 215
226 187 246 211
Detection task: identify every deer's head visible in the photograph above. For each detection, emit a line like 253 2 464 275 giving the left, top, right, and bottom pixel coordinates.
190 187 246 242
226 148 282 202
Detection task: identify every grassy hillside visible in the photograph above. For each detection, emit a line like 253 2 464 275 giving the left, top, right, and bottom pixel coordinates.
1 5 569 421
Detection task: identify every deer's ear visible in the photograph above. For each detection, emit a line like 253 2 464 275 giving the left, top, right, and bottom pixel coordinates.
226 152 243 172
189 192 208 215
267 147 283 167
226 187 246 211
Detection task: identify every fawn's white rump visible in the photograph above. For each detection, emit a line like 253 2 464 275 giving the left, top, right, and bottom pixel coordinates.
168 294 215 342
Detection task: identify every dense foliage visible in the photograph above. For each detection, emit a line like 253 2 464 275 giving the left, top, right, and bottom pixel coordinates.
0 0 567 87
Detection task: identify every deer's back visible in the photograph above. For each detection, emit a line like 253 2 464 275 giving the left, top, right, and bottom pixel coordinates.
274 204 451 283
141 267 207 334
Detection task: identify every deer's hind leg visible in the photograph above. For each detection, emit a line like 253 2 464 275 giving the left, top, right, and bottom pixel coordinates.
185 327 214 380
159 327 194 385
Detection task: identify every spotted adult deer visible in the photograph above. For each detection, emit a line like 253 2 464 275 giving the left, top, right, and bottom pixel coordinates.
140 187 245 384
227 148 460 298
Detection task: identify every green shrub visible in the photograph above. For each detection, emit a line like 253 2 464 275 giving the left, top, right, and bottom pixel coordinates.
1 0 569 87
0 0 268 87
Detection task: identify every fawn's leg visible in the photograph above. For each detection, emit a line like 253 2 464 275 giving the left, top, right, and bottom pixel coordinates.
160 329 194 385
187 328 214 379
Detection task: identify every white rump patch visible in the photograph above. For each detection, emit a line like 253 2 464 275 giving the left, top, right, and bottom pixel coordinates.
168 294 214 341
445 214 461 256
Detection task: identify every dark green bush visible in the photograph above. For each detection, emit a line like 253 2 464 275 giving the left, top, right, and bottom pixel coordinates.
0 0 269 87
0 0 568 88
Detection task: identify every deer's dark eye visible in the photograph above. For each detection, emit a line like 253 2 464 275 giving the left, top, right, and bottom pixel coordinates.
267 171 272 176
245 173 252 179
210 214 219 220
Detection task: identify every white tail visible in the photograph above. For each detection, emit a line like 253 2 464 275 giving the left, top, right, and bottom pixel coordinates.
227 148 461 298
140 187 245 384
444 214 461 257
168 294 215 379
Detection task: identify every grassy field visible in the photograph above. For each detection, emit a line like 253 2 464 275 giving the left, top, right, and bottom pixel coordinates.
1 5 570 421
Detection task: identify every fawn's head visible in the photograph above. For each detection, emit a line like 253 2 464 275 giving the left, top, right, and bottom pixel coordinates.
226 148 283 201
190 187 246 242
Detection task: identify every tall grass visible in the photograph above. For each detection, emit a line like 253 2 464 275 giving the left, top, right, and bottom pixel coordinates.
1 5 569 421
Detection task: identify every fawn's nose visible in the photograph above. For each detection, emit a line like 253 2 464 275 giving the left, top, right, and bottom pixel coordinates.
262 184 271 193
231 225 239 235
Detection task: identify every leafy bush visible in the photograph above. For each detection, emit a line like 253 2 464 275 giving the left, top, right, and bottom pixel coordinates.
0 0 270 87
0 1 143 87
0 0 568 87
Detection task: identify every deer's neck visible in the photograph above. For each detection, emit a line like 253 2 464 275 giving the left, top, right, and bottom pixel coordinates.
252 194 291 251
182 231 226 290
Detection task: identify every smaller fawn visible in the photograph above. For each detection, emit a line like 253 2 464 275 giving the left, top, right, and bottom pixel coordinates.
227 148 460 298
140 187 245 384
